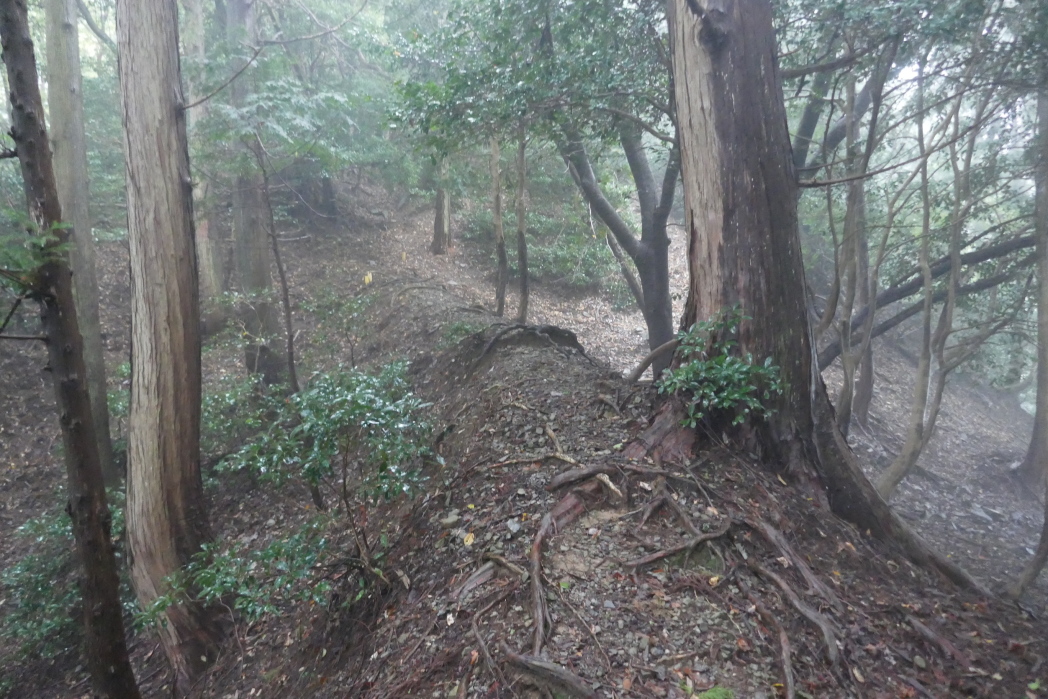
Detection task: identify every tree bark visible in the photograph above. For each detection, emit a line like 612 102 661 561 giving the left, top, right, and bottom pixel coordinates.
432 155 452 255
491 138 508 316
45 0 116 484
1 1 140 695
1018 88 1048 492
514 133 529 324
182 0 222 304
667 0 989 594
558 132 677 374
228 0 284 384
117 0 223 689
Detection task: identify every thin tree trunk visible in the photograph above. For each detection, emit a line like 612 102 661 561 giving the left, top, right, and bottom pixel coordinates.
182 0 221 304
45 0 116 484
432 155 451 254
515 132 529 324
253 135 300 394
491 138 508 316
876 73 935 498
1 2 140 695
228 0 283 384
117 0 223 689
1007 87 1048 598
1019 88 1048 492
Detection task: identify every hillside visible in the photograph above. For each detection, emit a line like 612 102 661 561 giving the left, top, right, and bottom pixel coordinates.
1 187 1047 698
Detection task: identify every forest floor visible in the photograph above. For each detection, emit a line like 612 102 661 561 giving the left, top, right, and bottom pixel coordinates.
1 183 1047 698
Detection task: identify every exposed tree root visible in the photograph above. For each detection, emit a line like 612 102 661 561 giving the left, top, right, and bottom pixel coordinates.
529 482 599 654
470 323 592 375
745 517 844 614
906 613 971 668
740 577 796 699
625 519 731 570
747 558 839 665
501 645 597 699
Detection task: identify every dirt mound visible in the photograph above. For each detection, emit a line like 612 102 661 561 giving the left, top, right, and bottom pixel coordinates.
187 280 1047 699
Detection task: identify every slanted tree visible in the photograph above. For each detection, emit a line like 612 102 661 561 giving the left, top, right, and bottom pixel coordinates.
117 0 222 688
665 0 986 592
0 0 140 695
44 0 116 484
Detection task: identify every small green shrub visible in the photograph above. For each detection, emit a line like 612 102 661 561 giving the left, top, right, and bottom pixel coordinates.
201 375 282 458
219 362 429 499
659 307 783 428
439 320 486 348
0 492 134 663
140 517 335 626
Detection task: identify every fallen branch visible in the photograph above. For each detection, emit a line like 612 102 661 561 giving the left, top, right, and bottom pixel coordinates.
749 559 839 665
624 519 731 570
471 620 511 696
501 645 597 699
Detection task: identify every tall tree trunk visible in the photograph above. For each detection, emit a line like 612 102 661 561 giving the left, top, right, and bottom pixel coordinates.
182 0 221 304
431 155 451 255
667 0 988 593
45 0 116 484
1019 88 1048 493
1 2 140 695
227 0 283 384
117 0 223 689
1010 87 1048 591
491 138 508 316
514 133 529 323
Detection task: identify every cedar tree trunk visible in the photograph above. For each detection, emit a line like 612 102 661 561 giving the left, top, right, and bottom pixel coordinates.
667 0 989 593
0 1 140 695
45 0 116 484
432 155 452 254
117 0 223 689
514 133 529 323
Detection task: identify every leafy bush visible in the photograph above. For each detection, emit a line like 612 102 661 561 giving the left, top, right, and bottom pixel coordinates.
140 517 335 625
201 374 282 459
659 308 783 428
219 363 429 500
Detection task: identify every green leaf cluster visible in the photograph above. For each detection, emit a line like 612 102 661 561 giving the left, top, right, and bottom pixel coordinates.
659 308 784 428
219 363 430 499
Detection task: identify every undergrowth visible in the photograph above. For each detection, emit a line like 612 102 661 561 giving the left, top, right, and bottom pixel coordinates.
659 307 784 428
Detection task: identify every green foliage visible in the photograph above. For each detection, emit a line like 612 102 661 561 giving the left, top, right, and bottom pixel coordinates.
659 308 784 428
219 363 429 499
439 320 487 348
694 688 734 699
0 492 133 665
140 518 335 625
201 375 283 458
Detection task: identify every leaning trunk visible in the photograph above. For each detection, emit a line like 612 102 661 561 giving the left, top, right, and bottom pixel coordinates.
45 0 116 484
667 0 988 593
118 0 223 688
1 2 140 695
